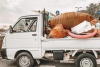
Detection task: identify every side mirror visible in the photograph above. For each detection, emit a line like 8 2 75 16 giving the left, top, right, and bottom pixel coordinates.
9 25 13 33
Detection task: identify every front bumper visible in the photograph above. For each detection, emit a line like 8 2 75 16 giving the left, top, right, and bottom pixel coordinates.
1 48 8 59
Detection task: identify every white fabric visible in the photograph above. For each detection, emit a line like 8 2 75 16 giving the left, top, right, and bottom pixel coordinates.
71 21 92 34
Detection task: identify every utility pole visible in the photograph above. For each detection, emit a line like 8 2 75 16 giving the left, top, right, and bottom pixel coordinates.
75 7 82 12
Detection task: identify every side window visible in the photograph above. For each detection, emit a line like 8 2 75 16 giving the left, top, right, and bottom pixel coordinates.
28 20 37 32
13 17 37 33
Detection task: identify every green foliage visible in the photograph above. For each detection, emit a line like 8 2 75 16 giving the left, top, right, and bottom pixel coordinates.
79 3 100 18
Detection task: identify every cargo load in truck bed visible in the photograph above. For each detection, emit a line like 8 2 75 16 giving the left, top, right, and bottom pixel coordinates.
48 12 94 29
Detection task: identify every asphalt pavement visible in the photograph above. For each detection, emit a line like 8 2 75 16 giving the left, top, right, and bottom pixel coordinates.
0 57 75 67
0 57 100 67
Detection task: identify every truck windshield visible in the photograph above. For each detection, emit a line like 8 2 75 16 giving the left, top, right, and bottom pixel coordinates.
13 17 37 33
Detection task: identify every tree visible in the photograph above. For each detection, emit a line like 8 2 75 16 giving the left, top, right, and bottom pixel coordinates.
79 3 100 18
86 3 97 17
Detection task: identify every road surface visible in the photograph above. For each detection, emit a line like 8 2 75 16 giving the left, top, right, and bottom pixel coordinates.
0 57 74 67
0 57 100 67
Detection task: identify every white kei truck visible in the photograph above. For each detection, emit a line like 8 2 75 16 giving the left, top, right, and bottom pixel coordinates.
1 9 100 67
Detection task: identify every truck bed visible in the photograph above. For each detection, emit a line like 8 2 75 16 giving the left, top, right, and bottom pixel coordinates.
42 37 100 50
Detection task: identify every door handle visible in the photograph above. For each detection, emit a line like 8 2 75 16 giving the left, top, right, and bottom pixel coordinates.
32 34 37 36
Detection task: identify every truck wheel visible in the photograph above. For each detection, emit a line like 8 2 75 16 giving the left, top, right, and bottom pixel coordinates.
16 52 34 67
76 53 97 67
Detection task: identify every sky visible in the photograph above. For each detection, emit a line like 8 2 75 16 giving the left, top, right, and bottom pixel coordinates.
0 0 100 26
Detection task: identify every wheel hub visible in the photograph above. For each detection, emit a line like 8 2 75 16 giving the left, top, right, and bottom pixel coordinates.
19 56 30 66
80 58 93 67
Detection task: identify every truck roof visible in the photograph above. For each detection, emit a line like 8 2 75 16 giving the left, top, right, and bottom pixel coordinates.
19 14 41 19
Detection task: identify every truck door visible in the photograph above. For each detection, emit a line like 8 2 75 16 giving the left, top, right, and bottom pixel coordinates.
6 16 39 49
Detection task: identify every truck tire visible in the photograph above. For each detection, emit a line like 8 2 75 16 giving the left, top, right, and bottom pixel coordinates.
76 53 97 67
16 52 34 67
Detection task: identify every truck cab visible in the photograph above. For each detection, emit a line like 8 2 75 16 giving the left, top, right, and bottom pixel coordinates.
1 13 46 66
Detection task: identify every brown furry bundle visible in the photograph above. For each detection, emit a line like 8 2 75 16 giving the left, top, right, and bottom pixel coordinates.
48 12 94 29
47 24 68 38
